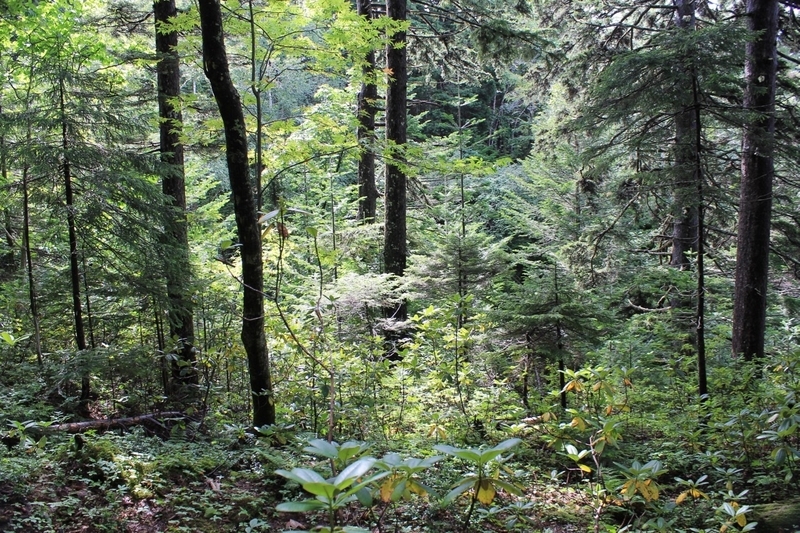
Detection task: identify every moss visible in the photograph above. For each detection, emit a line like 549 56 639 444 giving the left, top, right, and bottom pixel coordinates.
752 498 800 533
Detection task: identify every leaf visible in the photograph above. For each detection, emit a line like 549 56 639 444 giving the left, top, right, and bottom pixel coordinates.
434 444 481 463
676 491 688 505
476 479 496 504
275 468 326 486
334 457 376 489
258 209 280 225
304 439 339 460
355 486 373 506
302 481 335 499
276 500 327 512
442 479 475 504
490 478 523 496
380 475 401 502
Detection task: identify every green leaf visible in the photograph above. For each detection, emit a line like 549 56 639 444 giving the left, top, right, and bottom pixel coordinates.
442 479 476 504
276 500 327 512
304 439 340 460
302 481 336 499
434 444 481 463
334 457 376 488
491 478 523 496
275 467 326 486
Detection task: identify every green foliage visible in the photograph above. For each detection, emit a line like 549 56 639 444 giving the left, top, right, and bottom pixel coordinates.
435 438 523 529
276 457 388 531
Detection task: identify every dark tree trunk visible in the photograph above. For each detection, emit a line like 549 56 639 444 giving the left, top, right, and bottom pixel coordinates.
248 0 265 211
155 0 197 387
59 77 91 412
197 0 275 426
733 0 778 361
356 0 378 223
670 0 699 271
22 165 43 366
384 0 408 321
0 112 16 276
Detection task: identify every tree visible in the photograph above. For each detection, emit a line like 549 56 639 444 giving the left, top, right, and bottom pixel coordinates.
155 0 196 388
732 0 779 360
356 0 379 223
670 0 699 271
384 0 408 321
197 0 275 426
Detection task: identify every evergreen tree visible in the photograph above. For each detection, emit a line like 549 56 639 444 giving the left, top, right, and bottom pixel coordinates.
733 0 779 360
155 0 197 388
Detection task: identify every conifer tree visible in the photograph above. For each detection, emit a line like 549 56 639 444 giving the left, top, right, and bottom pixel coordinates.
155 0 197 388
384 0 408 321
733 0 779 360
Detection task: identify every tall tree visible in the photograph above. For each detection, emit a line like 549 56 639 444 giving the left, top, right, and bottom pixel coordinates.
670 0 699 271
154 0 196 387
58 73 92 413
384 0 408 320
197 0 275 426
356 0 379 224
732 0 779 360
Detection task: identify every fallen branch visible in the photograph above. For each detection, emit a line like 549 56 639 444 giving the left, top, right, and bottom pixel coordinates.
45 411 184 434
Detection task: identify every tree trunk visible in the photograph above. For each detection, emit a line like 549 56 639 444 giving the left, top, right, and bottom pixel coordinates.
155 0 197 387
356 0 378 223
670 0 699 271
733 0 778 361
22 164 43 366
59 77 91 412
197 0 275 427
384 0 408 321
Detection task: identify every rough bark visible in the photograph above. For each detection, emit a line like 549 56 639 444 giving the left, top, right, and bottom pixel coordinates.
356 0 378 223
384 0 408 321
197 0 275 426
155 0 196 387
732 0 778 360
670 0 699 271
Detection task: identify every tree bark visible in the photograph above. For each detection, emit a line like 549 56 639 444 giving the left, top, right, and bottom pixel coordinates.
155 0 197 387
59 77 91 412
197 0 275 426
733 0 778 361
357 0 378 223
384 0 408 321
670 0 699 271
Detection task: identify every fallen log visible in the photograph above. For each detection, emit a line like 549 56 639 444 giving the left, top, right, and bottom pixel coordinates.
45 411 184 434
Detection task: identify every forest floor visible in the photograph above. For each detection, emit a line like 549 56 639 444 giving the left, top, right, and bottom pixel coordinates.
0 427 596 533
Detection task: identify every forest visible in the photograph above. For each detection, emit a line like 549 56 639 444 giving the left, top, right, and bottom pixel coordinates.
1 0 799 531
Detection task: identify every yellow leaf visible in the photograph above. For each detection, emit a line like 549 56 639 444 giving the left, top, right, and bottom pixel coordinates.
579 464 592 473
621 480 636 498
605 404 613 416
408 481 428 497
380 475 400 502
476 479 496 505
736 514 747 527
676 492 688 505
624 378 633 387
571 417 586 430
383 67 394 75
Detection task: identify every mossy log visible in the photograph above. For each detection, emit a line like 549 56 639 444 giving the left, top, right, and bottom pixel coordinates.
42 412 184 435
752 498 800 533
